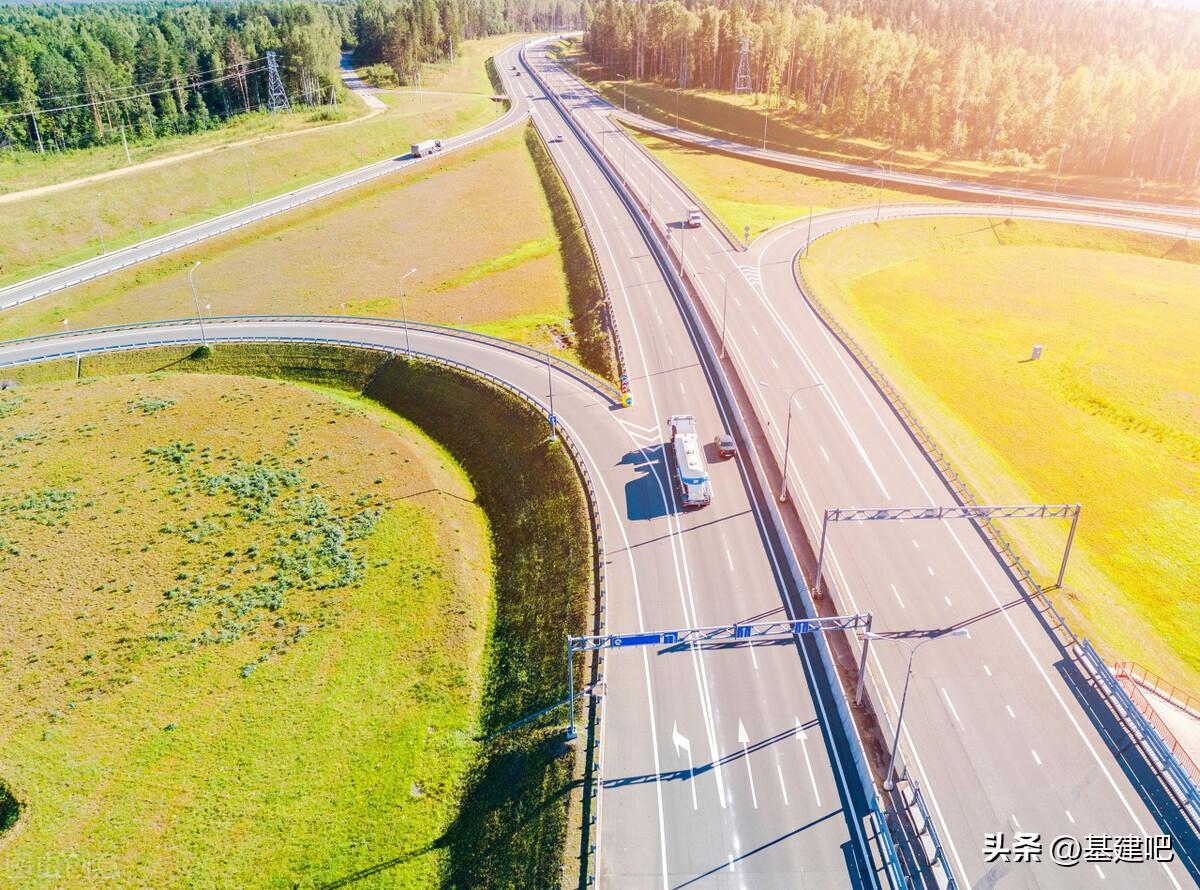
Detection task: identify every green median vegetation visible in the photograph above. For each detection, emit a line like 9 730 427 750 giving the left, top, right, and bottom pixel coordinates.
0 343 594 888
801 217 1200 687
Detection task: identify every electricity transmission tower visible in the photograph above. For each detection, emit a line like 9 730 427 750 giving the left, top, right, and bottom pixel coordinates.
266 51 291 113
734 36 753 94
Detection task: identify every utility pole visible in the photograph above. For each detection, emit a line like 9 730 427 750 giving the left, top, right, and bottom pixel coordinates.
119 124 131 165
399 267 417 356
93 206 108 255
804 206 813 258
1054 143 1067 194
242 153 255 204
762 106 768 150
188 261 208 346
28 103 44 153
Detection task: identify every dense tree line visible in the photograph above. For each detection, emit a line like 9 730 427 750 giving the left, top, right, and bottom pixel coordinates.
0 0 581 155
582 0 1200 183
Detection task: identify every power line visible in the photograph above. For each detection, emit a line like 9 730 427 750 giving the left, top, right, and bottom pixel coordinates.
0 57 268 111
0 64 268 123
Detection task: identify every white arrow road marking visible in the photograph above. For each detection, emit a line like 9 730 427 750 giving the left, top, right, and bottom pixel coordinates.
672 721 698 811
796 717 821 806
737 719 758 809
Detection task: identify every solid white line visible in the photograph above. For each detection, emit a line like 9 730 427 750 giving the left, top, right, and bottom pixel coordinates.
941 687 963 725
725 548 734 571
776 762 790 806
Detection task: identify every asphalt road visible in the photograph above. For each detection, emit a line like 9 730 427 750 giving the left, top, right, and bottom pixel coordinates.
4 32 1198 890
0 40 890 890
614 108 1200 222
530 44 1200 889
0 42 529 312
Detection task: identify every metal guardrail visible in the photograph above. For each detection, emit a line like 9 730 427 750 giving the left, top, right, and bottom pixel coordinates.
0 87 529 312
0 314 622 405
1116 661 1200 720
527 118 629 386
1080 640 1200 815
613 115 747 252
531 50 902 889
1113 666 1200 788
0 319 614 887
791 260 1079 647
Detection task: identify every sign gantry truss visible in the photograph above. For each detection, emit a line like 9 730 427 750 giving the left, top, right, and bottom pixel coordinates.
816 503 1082 593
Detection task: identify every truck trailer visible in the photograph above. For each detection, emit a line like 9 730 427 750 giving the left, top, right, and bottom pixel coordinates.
411 139 444 158
667 414 712 509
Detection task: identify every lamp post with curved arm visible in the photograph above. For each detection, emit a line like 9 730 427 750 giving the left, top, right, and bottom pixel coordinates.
863 628 970 790
756 379 825 502
399 267 417 356
188 261 207 346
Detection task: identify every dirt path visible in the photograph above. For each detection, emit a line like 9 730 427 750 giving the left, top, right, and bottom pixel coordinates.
0 61 387 207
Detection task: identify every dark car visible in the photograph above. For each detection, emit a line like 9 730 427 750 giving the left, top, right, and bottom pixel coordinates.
715 434 737 459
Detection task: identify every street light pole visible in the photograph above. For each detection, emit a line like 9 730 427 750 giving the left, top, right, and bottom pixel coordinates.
719 273 729 359
864 629 970 790
399 266 417 357
617 73 627 111
1054 143 1067 194
758 380 824 502
188 261 207 346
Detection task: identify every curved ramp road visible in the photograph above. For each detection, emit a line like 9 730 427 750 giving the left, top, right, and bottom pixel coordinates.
615 109 1200 221
528 40 1200 889
0 312 879 889
0 40 532 311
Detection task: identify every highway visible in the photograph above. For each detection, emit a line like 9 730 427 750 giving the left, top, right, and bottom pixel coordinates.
613 107 1200 222
4 31 1199 890
0 41 529 312
527 40 1200 889
0 39 894 890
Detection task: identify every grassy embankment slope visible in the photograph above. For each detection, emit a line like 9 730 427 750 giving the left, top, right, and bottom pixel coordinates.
0 358 492 887
0 32 524 289
628 128 942 238
0 121 616 379
0 343 593 888
555 40 1200 207
802 217 1200 687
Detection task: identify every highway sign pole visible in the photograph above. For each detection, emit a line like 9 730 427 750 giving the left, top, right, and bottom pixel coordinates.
855 612 874 705
187 261 208 346
1056 507 1080 588
815 510 831 594
719 274 729 359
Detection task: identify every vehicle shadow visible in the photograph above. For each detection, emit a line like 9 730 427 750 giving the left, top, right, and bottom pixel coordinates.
621 444 677 521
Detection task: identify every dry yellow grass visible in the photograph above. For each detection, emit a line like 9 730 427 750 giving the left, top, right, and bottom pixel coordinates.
803 217 1200 686
0 124 578 358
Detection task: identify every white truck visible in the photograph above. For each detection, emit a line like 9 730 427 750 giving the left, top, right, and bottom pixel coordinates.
667 414 712 509
411 139 444 158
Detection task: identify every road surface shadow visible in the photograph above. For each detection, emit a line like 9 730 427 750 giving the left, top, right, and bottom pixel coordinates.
669 811 841 889
601 719 818 788
622 445 676 521
1055 656 1200 883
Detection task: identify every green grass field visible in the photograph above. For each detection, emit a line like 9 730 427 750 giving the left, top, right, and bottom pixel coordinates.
802 217 1200 686
0 124 597 371
630 127 942 238
0 33 527 289
0 370 493 887
557 40 1200 207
